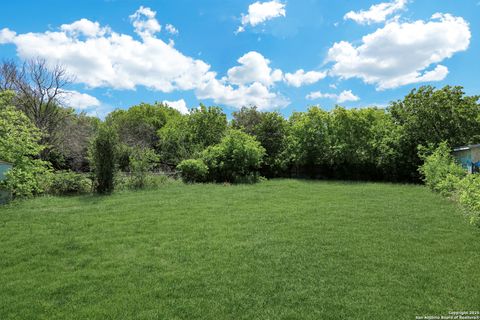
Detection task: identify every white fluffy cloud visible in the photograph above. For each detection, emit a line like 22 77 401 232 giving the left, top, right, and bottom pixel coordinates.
193 51 288 110
165 24 178 35
337 90 360 103
196 78 288 110
237 1 286 33
0 10 210 92
225 52 325 91
163 99 188 114
0 7 289 110
284 69 327 87
306 90 359 103
129 6 161 38
60 19 109 37
226 51 282 87
327 13 470 90
62 90 101 110
0 28 16 44
344 0 407 25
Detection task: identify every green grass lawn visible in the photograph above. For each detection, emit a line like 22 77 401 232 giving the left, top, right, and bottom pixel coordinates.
1 179 479 319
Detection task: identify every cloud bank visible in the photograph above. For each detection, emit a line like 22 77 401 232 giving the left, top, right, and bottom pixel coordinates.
237 1 286 33
328 13 470 90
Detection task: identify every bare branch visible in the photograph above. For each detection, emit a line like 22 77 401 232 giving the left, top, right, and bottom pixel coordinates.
0 57 72 149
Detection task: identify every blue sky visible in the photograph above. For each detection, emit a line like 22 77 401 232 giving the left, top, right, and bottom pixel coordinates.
0 0 478 118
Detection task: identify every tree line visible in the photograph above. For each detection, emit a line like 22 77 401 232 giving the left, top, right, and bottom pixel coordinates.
1 59 480 196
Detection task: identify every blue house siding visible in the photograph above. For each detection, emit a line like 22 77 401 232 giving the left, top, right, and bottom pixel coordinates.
0 162 12 180
453 145 480 174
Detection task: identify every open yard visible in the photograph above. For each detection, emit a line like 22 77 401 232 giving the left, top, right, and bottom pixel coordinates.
1 179 479 319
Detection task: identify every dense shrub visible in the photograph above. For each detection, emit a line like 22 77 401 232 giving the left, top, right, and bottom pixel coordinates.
456 175 480 226
45 171 91 195
89 124 118 194
420 143 480 226
233 108 289 177
157 105 227 167
201 129 265 183
418 142 466 197
128 148 159 189
0 103 51 197
106 102 176 150
390 86 480 181
177 159 209 183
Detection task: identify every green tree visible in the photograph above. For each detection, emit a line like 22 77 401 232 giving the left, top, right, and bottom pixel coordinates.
325 106 396 180
231 106 264 136
288 106 329 177
157 105 227 167
254 112 289 177
128 147 159 189
368 109 403 180
201 129 265 183
157 115 197 166
106 102 179 149
52 110 100 171
89 124 118 194
188 104 228 148
0 92 50 197
1 59 71 153
389 86 480 181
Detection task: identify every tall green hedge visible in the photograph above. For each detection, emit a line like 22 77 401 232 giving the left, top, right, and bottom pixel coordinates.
89 124 118 194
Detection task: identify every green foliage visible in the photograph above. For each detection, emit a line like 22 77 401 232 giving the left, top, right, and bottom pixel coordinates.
0 101 50 197
390 85 480 181
45 170 92 195
201 129 265 183
4 84 480 193
231 106 264 136
419 143 480 227
233 108 289 177
106 102 178 149
0 90 15 108
157 105 227 166
89 124 118 194
116 143 133 172
456 175 480 226
419 142 466 196
128 148 160 189
189 105 228 148
367 110 403 179
286 106 404 180
157 116 197 166
177 159 209 183
288 107 329 176
53 111 100 172
255 112 289 177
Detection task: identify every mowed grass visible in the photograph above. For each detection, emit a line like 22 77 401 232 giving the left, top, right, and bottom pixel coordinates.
1 180 479 320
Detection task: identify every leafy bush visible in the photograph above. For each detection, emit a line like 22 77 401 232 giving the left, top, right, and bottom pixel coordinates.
116 143 133 172
201 129 265 183
418 142 466 197
128 148 159 189
0 104 51 197
45 171 91 195
157 105 227 167
420 142 480 226
177 159 209 183
456 175 480 226
89 124 118 194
